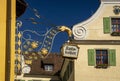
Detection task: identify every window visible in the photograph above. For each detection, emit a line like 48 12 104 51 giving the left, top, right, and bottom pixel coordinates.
103 17 120 36
88 49 116 68
111 18 120 32
44 64 53 71
96 50 108 68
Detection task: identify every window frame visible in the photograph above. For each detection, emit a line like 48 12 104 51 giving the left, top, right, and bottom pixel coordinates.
110 17 120 36
95 49 109 68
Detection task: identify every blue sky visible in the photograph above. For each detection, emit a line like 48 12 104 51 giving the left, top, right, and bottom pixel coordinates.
18 0 100 52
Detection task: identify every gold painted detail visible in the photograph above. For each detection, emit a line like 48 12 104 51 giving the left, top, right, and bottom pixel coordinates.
58 26 72 37
18 40 21 46
31 41 38 48
17 63 21 71
27 41 31 45
25 60 32 64
15 31 22 54
41 48 48 56
15 54 21 75
17 47 21 54
18 32 22 38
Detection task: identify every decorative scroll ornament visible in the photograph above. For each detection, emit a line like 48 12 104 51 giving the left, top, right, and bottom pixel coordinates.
16 20 22 28
15 19 73 76
72 26 86 40
21 27 60 59
16 20 72 59
15 1 74 77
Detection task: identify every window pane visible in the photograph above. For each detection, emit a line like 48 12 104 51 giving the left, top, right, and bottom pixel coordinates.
44 65 53 71
111 18 120 32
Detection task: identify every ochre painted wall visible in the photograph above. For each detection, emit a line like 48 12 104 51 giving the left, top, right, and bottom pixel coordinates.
0 0 7 81
0 0 16 81
10 0 16 81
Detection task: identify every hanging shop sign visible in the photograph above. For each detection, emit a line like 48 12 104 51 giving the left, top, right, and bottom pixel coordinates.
61 44 79 59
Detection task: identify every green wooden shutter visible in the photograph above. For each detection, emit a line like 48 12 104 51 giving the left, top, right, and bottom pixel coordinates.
103 17 111 33
109 49 116 66
88 49 95 66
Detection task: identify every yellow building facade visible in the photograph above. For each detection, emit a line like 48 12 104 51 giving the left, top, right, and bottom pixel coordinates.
0 0 16 81
60 0 120 81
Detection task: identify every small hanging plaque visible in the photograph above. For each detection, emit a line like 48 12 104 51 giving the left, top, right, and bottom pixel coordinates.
61 43 79 59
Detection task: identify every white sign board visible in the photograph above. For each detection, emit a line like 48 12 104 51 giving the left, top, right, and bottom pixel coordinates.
62 44 79 58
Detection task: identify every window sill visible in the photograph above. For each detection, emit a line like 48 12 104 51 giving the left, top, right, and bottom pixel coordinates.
111 32 120 36
95 64 108 69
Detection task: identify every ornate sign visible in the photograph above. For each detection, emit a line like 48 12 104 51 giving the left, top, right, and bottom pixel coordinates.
15 21 73 76
61 44 79 59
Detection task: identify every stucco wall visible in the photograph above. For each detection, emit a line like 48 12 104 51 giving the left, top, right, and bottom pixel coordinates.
73 3 120 40
61 1 120 81
75 45 120 81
